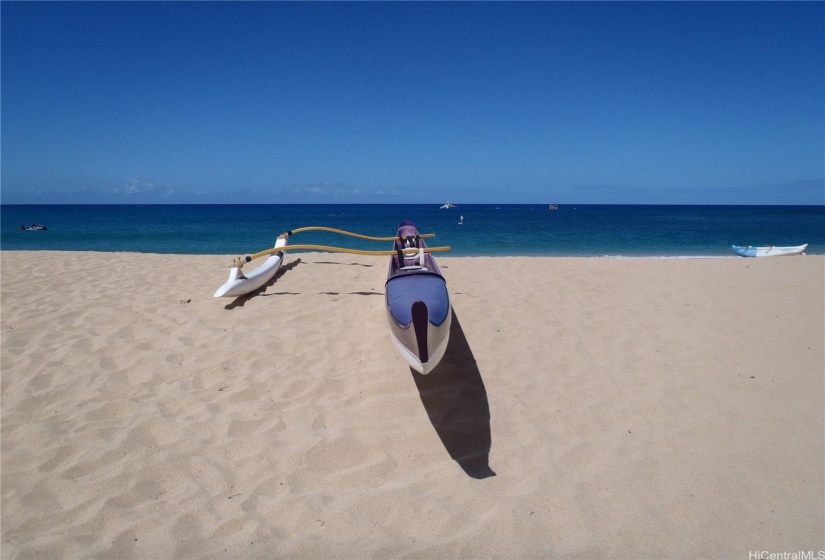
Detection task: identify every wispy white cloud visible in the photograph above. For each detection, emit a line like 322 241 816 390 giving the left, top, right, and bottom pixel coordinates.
289 182 362 197
105 179 174 197
375 189 404 197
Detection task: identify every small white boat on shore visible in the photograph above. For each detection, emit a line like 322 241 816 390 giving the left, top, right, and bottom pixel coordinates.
731 244 808 258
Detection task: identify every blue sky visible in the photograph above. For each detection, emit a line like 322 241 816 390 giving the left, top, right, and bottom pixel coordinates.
2 2 823 205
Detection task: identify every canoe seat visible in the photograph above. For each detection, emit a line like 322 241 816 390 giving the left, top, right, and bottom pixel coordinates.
396 244 427 270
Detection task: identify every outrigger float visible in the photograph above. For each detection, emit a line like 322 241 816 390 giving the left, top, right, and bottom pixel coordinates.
213 236 288 298
214 224 452 373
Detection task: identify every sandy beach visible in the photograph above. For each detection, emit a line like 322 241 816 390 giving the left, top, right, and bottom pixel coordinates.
1 250 823 559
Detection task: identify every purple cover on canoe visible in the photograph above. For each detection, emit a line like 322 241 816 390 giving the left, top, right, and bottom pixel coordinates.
386 272 450 327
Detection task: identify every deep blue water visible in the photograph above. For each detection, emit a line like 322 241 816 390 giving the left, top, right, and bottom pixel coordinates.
2 204 823 257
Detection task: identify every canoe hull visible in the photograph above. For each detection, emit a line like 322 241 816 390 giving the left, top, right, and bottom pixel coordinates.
385 221 451 374
214 237 287 297
731 244 808 258
386 273 451 374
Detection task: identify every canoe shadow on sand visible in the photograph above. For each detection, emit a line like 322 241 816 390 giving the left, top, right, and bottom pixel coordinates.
411 309 496 479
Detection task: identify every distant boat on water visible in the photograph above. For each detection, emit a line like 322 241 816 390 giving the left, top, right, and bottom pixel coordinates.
549 204 559 210
440 201 457 209
20 223 47 231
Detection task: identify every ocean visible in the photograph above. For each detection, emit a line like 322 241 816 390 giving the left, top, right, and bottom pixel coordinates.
2 204 823 258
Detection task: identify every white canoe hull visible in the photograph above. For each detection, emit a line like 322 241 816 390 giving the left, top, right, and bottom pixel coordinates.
214 237 287 297
387 315 451 374
731 244 808 258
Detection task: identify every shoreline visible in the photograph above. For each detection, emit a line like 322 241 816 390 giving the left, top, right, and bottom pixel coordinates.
2 248 823 258
2 251 823 558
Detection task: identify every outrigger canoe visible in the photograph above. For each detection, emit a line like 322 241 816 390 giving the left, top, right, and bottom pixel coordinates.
214 226 449 296
731 244 808 258
214 225 452 371
385 221 451 374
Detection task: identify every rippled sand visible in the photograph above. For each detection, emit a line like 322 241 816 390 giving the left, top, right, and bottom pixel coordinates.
2 251 823 558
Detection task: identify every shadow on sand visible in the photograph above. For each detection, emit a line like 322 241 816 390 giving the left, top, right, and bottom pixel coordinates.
312 261 373 268
411 309 496 479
